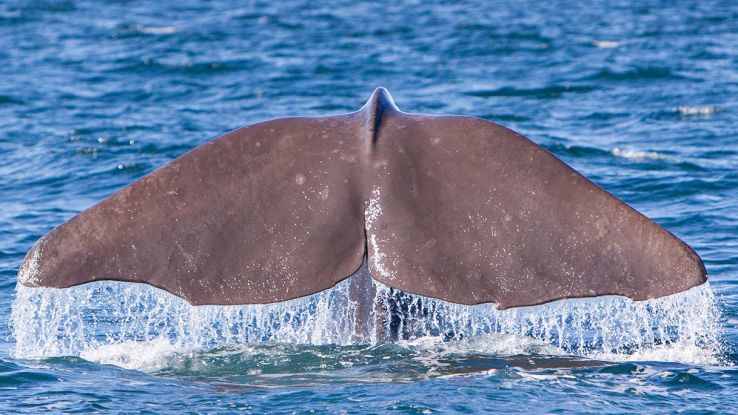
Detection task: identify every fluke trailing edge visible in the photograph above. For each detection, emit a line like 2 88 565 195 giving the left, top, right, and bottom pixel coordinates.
18 88 706 309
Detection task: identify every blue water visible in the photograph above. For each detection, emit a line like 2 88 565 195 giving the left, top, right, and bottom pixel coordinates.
2 0 738 413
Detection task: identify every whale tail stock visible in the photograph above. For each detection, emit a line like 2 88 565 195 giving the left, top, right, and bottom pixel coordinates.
18 88 706 309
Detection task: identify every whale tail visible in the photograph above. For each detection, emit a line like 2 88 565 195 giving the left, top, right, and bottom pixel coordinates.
19 88 706 309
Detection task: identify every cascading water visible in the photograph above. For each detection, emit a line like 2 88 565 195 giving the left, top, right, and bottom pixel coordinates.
10 260 726 369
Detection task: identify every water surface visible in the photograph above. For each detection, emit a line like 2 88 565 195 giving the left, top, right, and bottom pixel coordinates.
1 0 737 413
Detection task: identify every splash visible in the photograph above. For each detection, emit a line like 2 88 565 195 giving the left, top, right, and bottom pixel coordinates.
10 268 725 367
79 337 183 372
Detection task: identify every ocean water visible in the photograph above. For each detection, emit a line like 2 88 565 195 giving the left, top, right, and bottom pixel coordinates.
1 0 738 413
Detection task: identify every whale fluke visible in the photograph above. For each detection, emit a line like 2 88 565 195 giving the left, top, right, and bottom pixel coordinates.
18 88 706 309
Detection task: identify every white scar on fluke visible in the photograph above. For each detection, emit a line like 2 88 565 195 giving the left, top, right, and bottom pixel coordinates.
365 187 398 282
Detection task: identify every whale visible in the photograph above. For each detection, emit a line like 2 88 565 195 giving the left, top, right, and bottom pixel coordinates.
17 88 706 311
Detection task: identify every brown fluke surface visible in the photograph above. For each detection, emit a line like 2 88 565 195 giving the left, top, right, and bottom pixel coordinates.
18 88 706 308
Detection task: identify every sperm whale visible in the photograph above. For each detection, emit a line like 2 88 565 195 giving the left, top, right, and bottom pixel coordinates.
18 88 706 311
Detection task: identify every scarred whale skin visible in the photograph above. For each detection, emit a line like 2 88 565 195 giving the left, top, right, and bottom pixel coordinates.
18 88 706 309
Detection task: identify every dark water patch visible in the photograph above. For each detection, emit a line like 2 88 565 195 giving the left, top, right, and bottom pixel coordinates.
137 142 196 156
465 85 596 99
544 143 612 158
479 113 532 123
1 0 76 22
617 176 729 198
582 67 684 82
598 363 645 375
0 370 59 386
581 111 633 122
698 149 738 159
453 23 552 44
689 50 731 61
0 12 31 26
310 102 353 112
0 96 24 106
657 371 723 391
612 155 706 172
108 59 257 76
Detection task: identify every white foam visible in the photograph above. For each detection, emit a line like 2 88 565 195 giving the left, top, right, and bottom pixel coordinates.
675 106 719 116
612 147 672 161
10 270 726 368
591 343 719 366
80 337 183 372
399 333 565 357
593 40 623 49
135 25 177 35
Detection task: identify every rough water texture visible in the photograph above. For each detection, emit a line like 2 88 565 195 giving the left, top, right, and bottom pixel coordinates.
1 0 738 413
